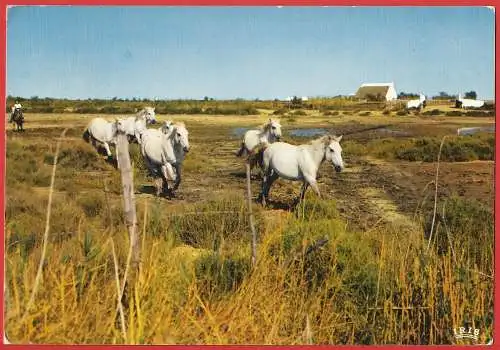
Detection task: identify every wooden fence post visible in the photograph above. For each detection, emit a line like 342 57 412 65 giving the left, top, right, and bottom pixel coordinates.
245 162 257 266
116 131 140 272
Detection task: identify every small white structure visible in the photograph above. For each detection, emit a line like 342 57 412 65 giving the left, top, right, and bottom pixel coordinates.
456 94 485 109
355 82 397 101
406 94 427 110
301 96 309 101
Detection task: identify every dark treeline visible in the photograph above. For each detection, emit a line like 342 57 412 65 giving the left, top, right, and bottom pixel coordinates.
6 91 491 115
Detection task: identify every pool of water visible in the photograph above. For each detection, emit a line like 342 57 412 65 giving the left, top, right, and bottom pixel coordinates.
376 128 410 136
231 127 250 136
457 126 495 136
288 128 327 137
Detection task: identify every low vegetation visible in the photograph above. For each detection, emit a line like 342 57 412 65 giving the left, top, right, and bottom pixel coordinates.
4 111 494 345
343 134 494 162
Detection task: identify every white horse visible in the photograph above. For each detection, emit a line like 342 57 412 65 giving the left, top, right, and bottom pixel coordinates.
236 118 282 157
121 106 157 144
456 94 485 109
406 94 426 111
141 122 190 196
236 118 282 175
83 117 127 160
259 135 344 206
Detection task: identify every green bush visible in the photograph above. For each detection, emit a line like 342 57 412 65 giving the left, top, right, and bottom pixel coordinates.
422 109 441 116
195 252 250 300
445 111 463 117
395 135 494 162
291 110 307 116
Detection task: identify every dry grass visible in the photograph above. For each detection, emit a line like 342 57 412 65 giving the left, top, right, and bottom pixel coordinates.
4 113 494 344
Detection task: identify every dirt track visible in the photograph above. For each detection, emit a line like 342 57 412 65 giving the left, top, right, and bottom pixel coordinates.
6 113 495 232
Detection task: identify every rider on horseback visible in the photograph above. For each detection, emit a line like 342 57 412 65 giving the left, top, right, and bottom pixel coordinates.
9 101 22 122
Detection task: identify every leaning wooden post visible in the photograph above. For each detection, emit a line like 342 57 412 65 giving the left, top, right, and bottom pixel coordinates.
116 130 140 273
245 161 257 267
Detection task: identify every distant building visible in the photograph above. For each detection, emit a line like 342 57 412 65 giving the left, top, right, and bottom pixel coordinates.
355 82 397 101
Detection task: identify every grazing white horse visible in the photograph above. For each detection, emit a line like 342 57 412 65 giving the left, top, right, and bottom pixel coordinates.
83 117 127 159
259 135 344 206
121 106 157 144
141 122 190 196
456 94 485 109
406 94 427 111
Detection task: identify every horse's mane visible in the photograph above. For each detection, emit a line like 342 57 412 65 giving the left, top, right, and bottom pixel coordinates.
310 134 339 145
135 106 154 120
258 119 278 132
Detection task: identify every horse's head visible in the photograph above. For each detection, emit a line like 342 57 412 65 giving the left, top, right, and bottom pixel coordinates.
114 118 128 134
172 123 190 153
143 107 157 124
268 118 282 141
324 135 344 173
161 120 174 135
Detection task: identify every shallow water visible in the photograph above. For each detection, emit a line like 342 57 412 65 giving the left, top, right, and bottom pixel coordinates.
376 128 410 136
457 126 495 136
288 128 327 137
231 127 250 136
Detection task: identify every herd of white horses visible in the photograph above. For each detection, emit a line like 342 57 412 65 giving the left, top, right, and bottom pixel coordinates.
83 107 345 205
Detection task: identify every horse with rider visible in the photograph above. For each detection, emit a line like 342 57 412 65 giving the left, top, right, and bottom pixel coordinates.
9 101 24 131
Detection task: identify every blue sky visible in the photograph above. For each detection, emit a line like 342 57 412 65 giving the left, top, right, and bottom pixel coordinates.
7 6 495 100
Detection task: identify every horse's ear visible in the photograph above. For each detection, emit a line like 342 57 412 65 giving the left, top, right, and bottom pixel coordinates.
336 135 343 142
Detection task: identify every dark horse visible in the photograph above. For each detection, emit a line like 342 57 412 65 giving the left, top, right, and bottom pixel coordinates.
10 108 24 132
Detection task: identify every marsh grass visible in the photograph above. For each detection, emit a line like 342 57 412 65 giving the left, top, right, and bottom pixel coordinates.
342 134 494 162
4 116 493 345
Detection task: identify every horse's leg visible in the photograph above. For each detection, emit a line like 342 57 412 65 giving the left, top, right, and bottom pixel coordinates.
236 143 247 157
172 163 182 191
103 142 113 160
159 165 171 196
300 182 310 200
304 175 321 198
261 169 279 206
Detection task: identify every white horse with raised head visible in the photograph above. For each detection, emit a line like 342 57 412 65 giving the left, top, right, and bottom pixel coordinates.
141 122 190 196
83 117 127 160
236 118 282 157
236 118 282 176
121 106 157 144
259 134 344 206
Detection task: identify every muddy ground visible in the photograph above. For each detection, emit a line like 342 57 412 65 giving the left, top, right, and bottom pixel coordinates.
5 112 495 232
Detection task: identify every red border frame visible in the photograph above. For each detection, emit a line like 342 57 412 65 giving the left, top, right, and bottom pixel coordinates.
0 2 496 348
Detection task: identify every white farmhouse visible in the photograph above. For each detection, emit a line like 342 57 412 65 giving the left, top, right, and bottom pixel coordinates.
355 82 397 101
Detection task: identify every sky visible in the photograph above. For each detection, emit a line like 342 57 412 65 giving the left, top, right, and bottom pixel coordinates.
6 6 495 100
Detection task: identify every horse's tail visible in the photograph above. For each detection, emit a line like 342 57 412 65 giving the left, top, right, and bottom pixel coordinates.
255 147 265 169
82 129 91 143
236 142 248 157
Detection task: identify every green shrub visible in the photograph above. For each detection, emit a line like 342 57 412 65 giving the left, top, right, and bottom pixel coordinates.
195 252 251 300
292 110 307 116
422 109 441 116
395 135 494 162
445 111 463 117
